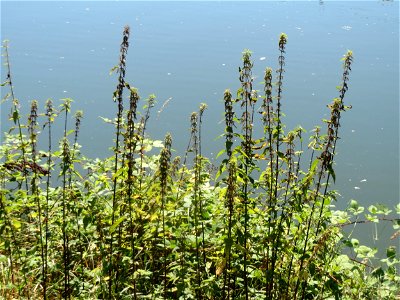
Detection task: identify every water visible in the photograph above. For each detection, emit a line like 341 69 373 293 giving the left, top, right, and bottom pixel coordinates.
1 1 399 250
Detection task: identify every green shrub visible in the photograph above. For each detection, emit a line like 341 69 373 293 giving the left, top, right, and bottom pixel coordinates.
0 27 398 300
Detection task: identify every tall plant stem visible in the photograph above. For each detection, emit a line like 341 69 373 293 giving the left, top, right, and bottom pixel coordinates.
268 33 287 298
315 51 353 236
125 86 139 299
68 111 83 293
44 99 54 299
174 122 196 296
294 51 353 299
198 104 207 267
28 100 46 299
138 95 155 190
190 112 202 299
3 41 29 192
60 99 72 299
222 89 235 299
109 25 130 298
2 42 31 299
160 134 172 299
239 49 254 300
262 66 275 299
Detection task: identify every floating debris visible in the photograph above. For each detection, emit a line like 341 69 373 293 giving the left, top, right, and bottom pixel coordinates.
354 186 360 190
341 25 352 31
259 56 266 61
360 179 367 182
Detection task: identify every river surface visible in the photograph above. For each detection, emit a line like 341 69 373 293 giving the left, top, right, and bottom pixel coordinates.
1 1 399 249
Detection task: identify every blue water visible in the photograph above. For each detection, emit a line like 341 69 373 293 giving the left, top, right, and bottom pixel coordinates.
1 1 399 248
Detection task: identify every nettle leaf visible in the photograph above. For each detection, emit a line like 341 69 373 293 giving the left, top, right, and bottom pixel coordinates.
277 151 285 159
110 216 126 233
386 246 396 259
371 267 384 278
109 65 119 75
112 168 125 180
12 111 19 124
327 164 336 183
216 149 225 159
0 255 7 263
11 218 21 229
310 158 319 173
83 215 92 229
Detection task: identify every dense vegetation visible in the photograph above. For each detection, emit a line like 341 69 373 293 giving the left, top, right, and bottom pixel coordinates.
1 26 399 299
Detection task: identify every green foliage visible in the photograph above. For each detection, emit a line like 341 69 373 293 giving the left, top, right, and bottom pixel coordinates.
1 32 399 300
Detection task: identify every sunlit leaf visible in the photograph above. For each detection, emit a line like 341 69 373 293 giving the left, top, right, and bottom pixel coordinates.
110 216 126 233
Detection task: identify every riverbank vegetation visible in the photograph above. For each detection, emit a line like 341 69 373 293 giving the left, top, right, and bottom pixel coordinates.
1 26 399 299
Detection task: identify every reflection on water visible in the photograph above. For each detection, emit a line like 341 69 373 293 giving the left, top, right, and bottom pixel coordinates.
1 1 399 248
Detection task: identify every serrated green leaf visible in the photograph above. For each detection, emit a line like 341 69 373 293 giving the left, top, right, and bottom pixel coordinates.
310 159 319 173
327 164 336 183
11 218 21 229
110 216 126 233
109 65 118 75
216 149 225 159
12 111 19 124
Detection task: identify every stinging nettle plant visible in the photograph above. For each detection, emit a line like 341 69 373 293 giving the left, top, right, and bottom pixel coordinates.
1 27 399 300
